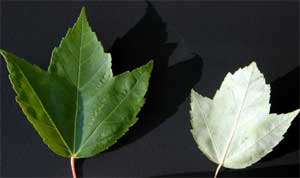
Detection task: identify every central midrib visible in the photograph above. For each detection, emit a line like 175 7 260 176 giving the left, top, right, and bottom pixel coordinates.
73 19 84 155
219 65 255 166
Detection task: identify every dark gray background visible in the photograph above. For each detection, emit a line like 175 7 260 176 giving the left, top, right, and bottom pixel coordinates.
0 1 299 178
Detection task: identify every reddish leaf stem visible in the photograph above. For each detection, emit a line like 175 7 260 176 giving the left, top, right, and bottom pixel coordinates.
71 157 77 178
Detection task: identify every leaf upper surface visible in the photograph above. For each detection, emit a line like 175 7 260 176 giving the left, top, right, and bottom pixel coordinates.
1 7 153 158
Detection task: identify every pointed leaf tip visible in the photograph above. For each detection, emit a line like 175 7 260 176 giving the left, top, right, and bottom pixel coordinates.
76 6 87 23
0 49 7 57
148 60 154 69
249 61 257 66
80 6 86 16
250 61 258 68
140 60 154 73
0 49 7 63
294 109 300 116
190 89 196 96
0 49 13 62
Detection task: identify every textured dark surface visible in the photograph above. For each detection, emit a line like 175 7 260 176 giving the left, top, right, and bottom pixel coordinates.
0 1 299 178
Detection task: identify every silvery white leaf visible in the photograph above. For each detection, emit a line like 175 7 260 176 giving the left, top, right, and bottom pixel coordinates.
190 62 299 177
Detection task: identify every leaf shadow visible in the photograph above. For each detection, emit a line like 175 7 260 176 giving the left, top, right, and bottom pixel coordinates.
261 66 300 162
150 164 299 177
77 2 203 177
106 2 203 150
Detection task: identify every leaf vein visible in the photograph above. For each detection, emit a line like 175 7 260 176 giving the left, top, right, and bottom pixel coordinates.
15 61 72 154
76 70 146 154
196 97 220 161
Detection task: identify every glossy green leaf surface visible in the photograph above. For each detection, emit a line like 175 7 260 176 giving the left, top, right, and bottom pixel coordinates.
190 62 299 169
0 7 153 158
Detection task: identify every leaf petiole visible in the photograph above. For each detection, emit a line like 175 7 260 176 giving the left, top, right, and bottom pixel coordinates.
71 157 77 178
214 164 222 178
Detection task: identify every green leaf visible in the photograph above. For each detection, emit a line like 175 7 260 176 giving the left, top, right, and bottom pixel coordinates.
190 62 299 177
0 7 153 159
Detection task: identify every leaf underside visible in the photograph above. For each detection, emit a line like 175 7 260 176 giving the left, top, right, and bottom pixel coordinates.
190 62 299 169
0 7 153 158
